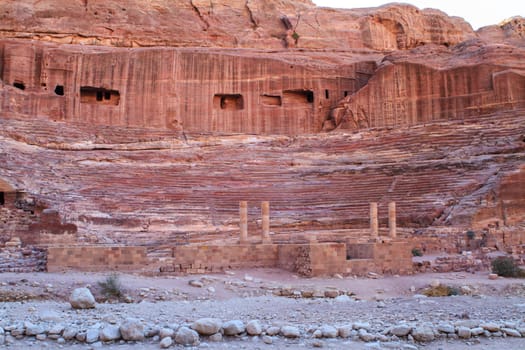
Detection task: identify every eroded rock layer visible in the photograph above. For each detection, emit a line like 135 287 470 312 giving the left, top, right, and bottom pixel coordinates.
0 1 475 50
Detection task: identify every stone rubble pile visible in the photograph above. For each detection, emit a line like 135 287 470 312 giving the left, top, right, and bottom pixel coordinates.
1 315 524 348
0 245 46 273
0 287 523 348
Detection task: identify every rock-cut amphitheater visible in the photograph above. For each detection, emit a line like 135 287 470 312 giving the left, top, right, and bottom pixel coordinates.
0 0 524 276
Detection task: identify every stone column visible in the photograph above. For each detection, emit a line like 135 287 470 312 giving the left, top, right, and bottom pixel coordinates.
388 201 397 238
240 201 248 244
261 201 271 244
370 202 378 238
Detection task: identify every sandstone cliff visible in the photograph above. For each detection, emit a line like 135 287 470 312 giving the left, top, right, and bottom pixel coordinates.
0 1 474 50
0 1 524 262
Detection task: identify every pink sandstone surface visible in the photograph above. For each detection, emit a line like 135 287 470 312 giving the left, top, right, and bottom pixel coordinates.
0 0 524 274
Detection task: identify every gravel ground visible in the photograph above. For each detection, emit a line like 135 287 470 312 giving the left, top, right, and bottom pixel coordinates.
1 269 525 349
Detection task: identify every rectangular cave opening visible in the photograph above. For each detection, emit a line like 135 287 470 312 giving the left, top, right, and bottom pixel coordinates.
213 94 244 110
325 89 329 99
80 86 120 105
261 94 282 106
54 85 64 96
283 89 314 104
0 192 4 206
13 81 25 90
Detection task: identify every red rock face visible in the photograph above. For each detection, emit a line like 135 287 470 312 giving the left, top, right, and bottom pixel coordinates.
0 40 378 134
0 1 474 50
0 1 524 262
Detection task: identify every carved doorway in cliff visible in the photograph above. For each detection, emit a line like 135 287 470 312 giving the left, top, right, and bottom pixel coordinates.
0 178 14 206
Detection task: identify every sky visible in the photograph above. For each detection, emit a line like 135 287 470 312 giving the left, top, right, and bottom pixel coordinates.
313 1 524 29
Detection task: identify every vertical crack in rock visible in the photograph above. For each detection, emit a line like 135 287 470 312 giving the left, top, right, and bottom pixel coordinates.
245 0 258 29
189 0 210 30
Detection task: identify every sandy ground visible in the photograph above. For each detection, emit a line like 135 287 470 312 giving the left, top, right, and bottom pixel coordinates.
1 269 525 349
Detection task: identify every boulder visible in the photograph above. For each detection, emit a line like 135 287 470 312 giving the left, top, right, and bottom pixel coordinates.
119 318 145 341
86 328 100 343
191 318 222 336
158 328 175 339
266 326 280 336
320 325 338 338
457 326 471 339
338 325 354 338
246 320 263 336
69 288 96 309
481 322 501 332
174 326 199 346
389 324 412 337
281 325 301 338
99 325 121 342
437 323 455 334
222 320 245 336
160 336 173 348
412 325 435 342
502 328 522 337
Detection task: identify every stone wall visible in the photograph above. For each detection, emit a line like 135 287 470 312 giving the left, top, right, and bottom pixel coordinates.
345 242 413 275
46 246 147 272
61 242 413 277
164 244 280 273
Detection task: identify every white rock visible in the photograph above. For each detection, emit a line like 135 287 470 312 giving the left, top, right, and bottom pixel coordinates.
262 335 273 344
481 322 501 332
320 325 338 338
24 321 44 336
192 318 222 336
48 324 65 335
209 333 223 342
188 280 204 288
222 320 245 336
69 288 96 309
389 324 412 337
85 328 99 343
457 326 471 339
281 325 301 338
159 328 175 339
246 320 262 336
266 326 280 336
358 329 376 342
119 318 145 341
455 320 479 329
39 310 61 322
62 327 78 340
338 325 354 338
99 325 121 341
334 295 352 303
174 326 199 346
353 322 371 331
470 327 484 336
502 328 522 337
437 323 455 334
160 336 173 348
430 279 441 288
412 325 435 342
